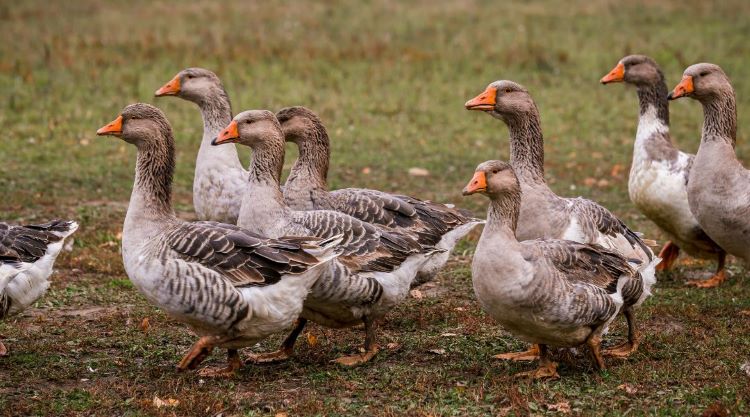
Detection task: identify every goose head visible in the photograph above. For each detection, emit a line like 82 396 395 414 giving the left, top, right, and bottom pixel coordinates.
601 55 662 86
276 106 324 144
462 160 520 199
465 80 536 123
212 110 282 148
668 63 731 103
97 103 172 147
154 67 224 104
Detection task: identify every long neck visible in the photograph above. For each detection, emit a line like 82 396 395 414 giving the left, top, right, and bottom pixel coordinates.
701 92 737 147
196 89 244 169
505 110 545 184
125 139 176 238
484 191 521 239
286 122 330 190
636 78 670 126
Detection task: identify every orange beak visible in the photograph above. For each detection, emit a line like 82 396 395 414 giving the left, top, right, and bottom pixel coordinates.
462 171 487 196
96 115 123 136
600 62 625 84
212 120 239 145
154 74 181 97
668 75 694 100
465 86 497 110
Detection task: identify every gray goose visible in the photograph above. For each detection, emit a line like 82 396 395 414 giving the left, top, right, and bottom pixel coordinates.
276 106 483 286
466 81 659 359
0 220 78 355
464 160 634 379
213 110 436 366
155 68 247 224
668 63 750 274
601 55 726 287
96 103 340 376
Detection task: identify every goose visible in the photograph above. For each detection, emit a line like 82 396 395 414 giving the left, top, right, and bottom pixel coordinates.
668 63 750 270
463 160 634 379
276 106 484 286
601 55 726 287
0 220 78 355
96 103 341 376
155 68 247 224
465 81 659 358
213 110 436 366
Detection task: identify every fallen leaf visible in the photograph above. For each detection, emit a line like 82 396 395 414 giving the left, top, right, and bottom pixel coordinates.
410 289 423 299
275 413 288 417
547 401 571 413
361 167 371 175
140 317 150 332
428 348 446 355
386 342 400 350
740 361 750 377
440 332 458 337
153 396 179 408
596 179 609 188
454 307 466 312
739 310 750 316
583 177 596 187
617 383 638 395
306 332 318 347
408 167 430 177
701 402 729 417
610 163 624 177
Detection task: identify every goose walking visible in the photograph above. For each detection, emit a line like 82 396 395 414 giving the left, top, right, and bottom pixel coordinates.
0 220 78 355
96 103 340 376
464 160 634 379
213 110 437 366
277 106 483 286
155 68 247 223
601 55 725 287
465 81 659 358
668 63 750 274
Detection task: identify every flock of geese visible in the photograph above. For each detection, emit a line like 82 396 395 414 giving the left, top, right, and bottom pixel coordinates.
0 55 745 380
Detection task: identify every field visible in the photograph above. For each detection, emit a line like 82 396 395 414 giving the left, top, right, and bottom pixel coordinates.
1 0 750 415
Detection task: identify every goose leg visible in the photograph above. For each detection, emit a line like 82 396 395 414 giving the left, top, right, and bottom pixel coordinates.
198 349 242 378
687 251 727 288
0 339 7 357
656 241 680 271
177 336 216 371
586 333 606 371
514 344 559 379
333 316 380 367
246 318 308 364
493 343 540 361
603 307 640 357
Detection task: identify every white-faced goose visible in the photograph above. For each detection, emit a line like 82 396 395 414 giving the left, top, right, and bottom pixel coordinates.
601 55 726 287
276 106 483 286
668 63 750 273
213 110 436 366
0 220 78 355
464 160 635 379
466 81 660 358
155 68 247 224
96 103 341 376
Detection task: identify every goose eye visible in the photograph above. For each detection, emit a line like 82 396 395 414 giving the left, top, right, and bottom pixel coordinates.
504 88 512 93
186 74 193 79
492 169 499 174
699 71 709 77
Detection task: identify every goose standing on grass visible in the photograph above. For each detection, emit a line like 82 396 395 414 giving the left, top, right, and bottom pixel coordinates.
213 110 436 366
276 106 483 286
464 160 634 379
600 55 726 287
155 68 247 223
0 220 78 355
96 103 341 376
465 81 659 359
668 63 750 270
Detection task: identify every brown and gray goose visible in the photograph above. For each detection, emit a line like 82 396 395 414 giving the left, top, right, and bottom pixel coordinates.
276 106 483 286
213 110 437 366
96 103 340 376
155 68 247 224
0 220 78 355
668 63 750 273
464 160 634 379
466 80 660 359
601 55 725 287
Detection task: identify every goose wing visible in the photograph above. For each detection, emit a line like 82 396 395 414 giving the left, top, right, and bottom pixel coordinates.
0 220 77 263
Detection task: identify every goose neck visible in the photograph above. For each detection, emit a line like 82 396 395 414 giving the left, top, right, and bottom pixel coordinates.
287 123 330 190
505 110 545 184
701 92 737 147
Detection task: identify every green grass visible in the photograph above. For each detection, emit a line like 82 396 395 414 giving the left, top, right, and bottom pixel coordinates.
1 0 749 415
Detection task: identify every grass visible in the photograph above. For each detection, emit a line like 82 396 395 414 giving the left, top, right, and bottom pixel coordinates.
1 0 749 415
